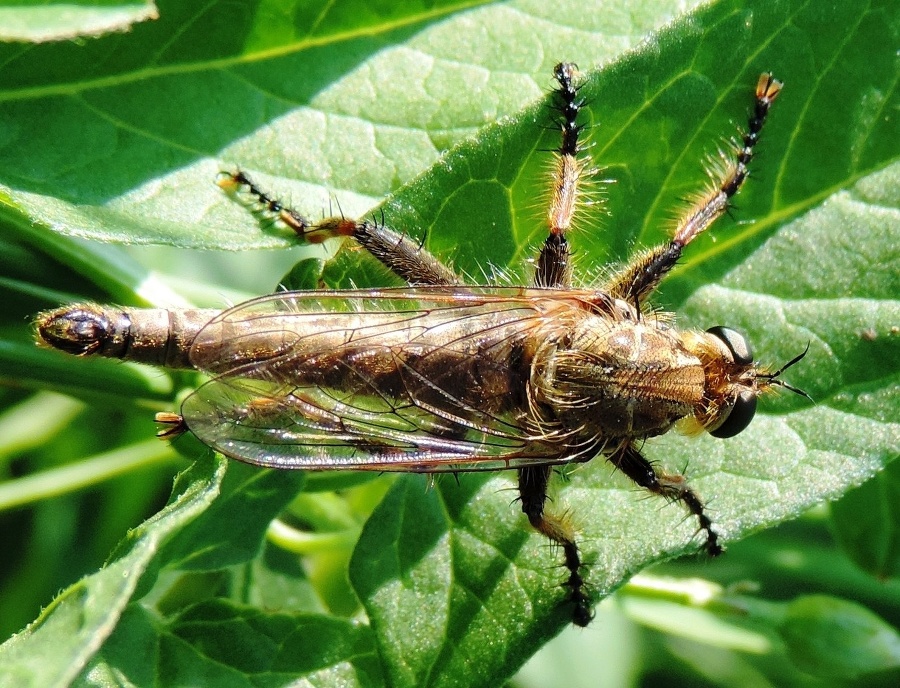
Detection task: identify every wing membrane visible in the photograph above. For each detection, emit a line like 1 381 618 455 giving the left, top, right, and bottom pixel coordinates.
181 287 592 471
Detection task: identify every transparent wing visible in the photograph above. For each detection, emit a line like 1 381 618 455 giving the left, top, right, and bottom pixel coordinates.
181 287 592 472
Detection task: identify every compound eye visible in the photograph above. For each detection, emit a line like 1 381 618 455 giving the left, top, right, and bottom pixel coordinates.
709 390 758 438
706 326 754 365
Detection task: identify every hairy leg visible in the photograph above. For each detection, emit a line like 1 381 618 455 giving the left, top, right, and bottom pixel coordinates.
219 171 462 287
520 63 595 625
609 444 721 556
604 74 782 305
518 464 593 626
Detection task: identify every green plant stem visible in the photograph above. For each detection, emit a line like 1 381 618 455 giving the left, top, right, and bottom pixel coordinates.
0 438 180 511
267 518 360 555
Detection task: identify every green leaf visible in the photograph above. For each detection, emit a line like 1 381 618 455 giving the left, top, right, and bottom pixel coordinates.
778 595 900 678
349 475 575 686
0 1 159 43
0 454 226 687
1 0 898 687
0 339 175 405
153 461 307 572
0 0 697 253
831 460 900 579
81 602 381 687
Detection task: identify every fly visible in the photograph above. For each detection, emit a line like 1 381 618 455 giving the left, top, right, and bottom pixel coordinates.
36 66 807 627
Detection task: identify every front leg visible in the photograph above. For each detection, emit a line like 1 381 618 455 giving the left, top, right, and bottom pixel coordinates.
609 444 721 556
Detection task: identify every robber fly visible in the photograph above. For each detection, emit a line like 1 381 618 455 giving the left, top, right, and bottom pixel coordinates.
36 65 807 627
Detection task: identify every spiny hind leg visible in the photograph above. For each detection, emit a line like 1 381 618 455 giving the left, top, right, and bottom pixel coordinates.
610 444 721 556
219 171 462 287
518 464 593 626
604 74 782 305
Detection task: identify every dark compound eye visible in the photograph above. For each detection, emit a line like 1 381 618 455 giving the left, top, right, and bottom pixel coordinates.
706 326 758 438
709 390 758 438
706 325 754 365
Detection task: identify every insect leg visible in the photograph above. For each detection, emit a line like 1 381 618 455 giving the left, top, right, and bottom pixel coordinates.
603 74 782 305
220 171 462 286
349 216 463 286
520 64 594 625
519 464 593 627
533 62 587 290
610 444 722 556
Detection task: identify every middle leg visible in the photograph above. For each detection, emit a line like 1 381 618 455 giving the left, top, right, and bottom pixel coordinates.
520 62 595 626
519 464 594 626
533 62 588 290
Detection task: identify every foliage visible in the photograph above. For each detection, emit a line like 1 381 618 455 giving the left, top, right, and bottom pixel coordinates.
0 0 897 686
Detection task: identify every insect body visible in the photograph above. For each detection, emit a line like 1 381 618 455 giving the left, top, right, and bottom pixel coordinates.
36 66 803 627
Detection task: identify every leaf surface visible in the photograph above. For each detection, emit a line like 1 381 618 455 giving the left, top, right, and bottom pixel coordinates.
0 1 897 687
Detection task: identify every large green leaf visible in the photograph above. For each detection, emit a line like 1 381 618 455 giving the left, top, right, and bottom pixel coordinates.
0 0 897 687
